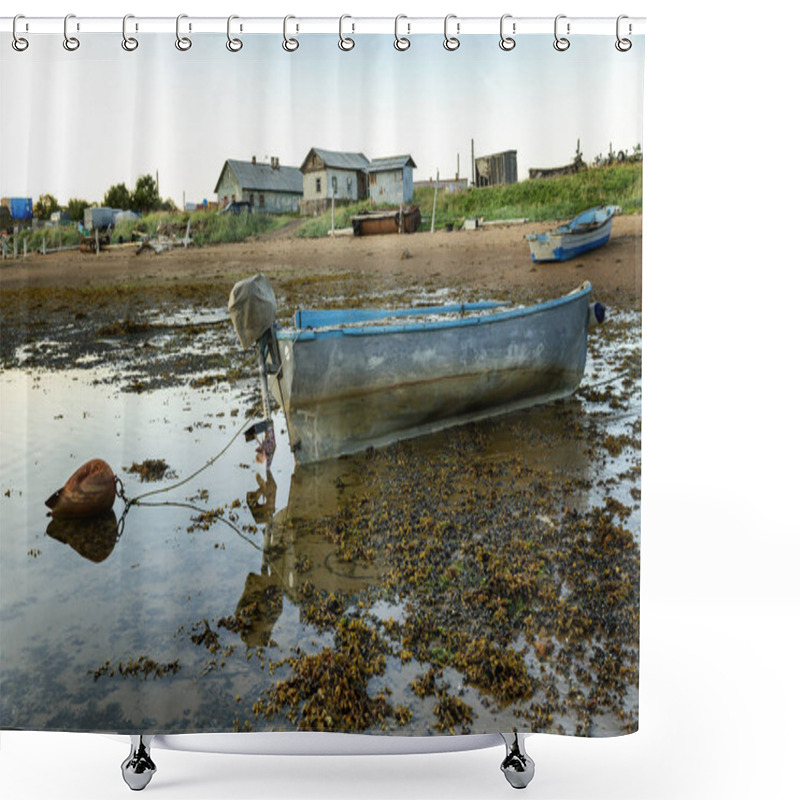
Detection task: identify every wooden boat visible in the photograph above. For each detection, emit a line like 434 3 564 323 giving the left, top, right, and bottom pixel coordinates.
351 205 421 236
229 275 604 464
526 205 620 262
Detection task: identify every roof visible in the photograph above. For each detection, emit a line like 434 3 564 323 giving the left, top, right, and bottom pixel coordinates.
214 159 303 195
364 155 417 173
301 147 370 172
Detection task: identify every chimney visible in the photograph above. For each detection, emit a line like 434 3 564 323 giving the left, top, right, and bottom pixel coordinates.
271 156 280 170
252 155 257 165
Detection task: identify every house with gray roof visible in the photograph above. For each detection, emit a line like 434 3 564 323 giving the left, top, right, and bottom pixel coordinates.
214 156 303 213
365 155 416 205
299 147 370 215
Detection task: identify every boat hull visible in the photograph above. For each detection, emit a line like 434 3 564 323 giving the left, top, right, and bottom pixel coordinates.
351 205 421 236
527 206 619 262
271 285 592 463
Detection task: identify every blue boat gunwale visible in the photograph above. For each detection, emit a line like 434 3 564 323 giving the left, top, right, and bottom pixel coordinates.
277 283 592 342
526 205 618 243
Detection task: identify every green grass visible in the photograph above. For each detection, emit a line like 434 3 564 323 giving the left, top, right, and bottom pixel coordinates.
112 209 296 245
3 225 82 252
414 162 642 229
294 201 373 238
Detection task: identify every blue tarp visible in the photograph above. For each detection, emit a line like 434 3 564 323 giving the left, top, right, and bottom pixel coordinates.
9 198 33 219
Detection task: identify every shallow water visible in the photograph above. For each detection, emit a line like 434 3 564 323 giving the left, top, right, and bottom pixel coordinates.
0 306 640 737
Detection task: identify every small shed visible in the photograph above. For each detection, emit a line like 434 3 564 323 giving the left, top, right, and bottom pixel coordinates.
214 157 303 214
364 155 416 206
474 150 518 187
299 147 370 215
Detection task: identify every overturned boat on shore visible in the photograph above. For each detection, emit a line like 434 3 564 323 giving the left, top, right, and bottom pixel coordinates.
229 275 604 464
526 205 620 262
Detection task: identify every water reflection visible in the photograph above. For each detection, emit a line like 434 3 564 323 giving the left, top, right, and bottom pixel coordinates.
45 510 120 563
232 466 388 648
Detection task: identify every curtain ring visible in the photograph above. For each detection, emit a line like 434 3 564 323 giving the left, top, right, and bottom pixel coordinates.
499 14 515 51
283 15 299 52
12 14 29 52
63 14 80 51
122 14 138 51
443 14 460 51
553 14 570 51
338 14 355 51
394 15 410 51
226 15 243 52
615 15 632 52
175 14 192 51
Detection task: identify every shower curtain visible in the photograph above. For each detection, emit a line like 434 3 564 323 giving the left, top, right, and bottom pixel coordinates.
0 11 643 755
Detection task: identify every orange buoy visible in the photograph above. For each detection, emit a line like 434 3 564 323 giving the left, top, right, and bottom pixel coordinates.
45 459 116 519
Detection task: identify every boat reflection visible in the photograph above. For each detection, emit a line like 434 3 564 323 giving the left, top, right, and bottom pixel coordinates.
233 462 387 647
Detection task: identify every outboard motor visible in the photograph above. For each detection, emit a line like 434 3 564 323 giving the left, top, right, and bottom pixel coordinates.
229 274 281 446
229 273 279 368
588 300 606 329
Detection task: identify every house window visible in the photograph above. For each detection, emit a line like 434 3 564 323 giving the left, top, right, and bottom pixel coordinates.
259 194 265 208
249 194 254 206
331 176 338 195
315 177 322 194
347 177 353 193
369 174 376 186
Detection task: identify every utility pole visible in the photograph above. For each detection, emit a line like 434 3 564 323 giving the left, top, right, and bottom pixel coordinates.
471 139 475 187
430 169 439 233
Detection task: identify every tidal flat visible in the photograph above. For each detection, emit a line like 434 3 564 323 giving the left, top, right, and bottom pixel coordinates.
0 225 641 737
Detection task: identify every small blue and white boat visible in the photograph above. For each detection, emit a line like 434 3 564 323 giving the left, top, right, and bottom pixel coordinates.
229 275 605 464
526 205 621 262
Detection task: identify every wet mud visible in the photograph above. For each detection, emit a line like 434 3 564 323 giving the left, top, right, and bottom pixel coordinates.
0 228 640 737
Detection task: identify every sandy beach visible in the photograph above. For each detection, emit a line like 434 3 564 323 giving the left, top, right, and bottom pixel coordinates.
0 214 641 302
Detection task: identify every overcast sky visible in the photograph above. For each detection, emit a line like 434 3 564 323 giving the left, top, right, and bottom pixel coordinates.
0 32 643 206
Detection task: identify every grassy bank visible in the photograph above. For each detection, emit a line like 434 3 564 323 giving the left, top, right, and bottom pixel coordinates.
112 208 295 245
2 163 642 253
295 162 642 237
415 162 643 230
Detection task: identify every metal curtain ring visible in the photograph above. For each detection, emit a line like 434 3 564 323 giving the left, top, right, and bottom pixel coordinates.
12 14 29 51
615 15 632 51
553 14 570 51
176 14 192 51
499 14 515 51
394 15 410 51
63 14 80 51
226 15 243 51
122 14 138 51
443 14 460 51
283 15 299 52
338 14 354 51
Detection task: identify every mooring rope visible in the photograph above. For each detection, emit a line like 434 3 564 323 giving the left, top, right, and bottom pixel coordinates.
114 409 263 534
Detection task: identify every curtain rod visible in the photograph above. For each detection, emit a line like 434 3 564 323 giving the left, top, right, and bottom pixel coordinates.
1 16 646 37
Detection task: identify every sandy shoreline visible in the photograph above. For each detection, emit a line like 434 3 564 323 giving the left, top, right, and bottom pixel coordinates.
0 214 641 306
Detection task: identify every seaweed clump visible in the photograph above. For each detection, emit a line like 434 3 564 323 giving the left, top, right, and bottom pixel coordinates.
124 459 172 481
253 616 410 732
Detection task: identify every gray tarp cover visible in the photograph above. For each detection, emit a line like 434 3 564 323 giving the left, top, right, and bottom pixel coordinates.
228 273 277 350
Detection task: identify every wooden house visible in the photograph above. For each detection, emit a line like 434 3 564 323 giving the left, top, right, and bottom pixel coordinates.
299 147 370 215
365 155 416 206
214 157 303 213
